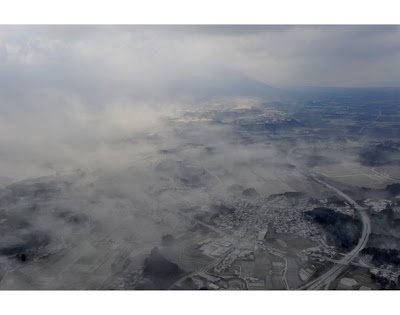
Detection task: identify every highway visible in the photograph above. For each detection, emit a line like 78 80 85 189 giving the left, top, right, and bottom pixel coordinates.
169 151 372 290
299 174 371 290
285 148 371 290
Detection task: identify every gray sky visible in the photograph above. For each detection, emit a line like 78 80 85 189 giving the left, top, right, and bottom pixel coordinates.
0 25 400 183
0 25 400 89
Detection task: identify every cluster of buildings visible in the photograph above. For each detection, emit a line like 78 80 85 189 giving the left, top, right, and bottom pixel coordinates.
298 245 336 263
231 112 287 128
190 273 229 290
213 249 255 274
219 194 323 244
370 268 400 287
364 199 392 213
196 238 233 258
318 198 356 216
109 268 143 289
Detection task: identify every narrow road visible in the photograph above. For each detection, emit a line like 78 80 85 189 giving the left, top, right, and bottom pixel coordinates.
269 249 289 289
371 167 399 182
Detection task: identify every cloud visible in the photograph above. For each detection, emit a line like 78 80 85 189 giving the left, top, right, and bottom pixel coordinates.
1 25 400 90
0 25 399 183
2 25 400 289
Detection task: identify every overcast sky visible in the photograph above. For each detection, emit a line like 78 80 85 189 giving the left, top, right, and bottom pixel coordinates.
1 25 400 90
0 25 400 184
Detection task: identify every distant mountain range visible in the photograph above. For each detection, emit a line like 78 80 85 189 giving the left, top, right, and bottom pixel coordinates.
165 73 400 101
166 72 282 100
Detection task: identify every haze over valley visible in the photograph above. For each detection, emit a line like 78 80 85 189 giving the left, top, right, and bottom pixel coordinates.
1 25 400 290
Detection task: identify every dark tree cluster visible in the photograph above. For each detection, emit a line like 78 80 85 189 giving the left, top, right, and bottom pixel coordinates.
138 247 184 289
305 207 362 250
362 248 400 266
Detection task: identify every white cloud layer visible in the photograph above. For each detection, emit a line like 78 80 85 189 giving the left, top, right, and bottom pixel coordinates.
1 26 399 88
0 25 399 183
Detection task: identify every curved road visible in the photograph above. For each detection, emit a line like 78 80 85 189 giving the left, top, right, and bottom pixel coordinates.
285 148 371 290
299 174 371 290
